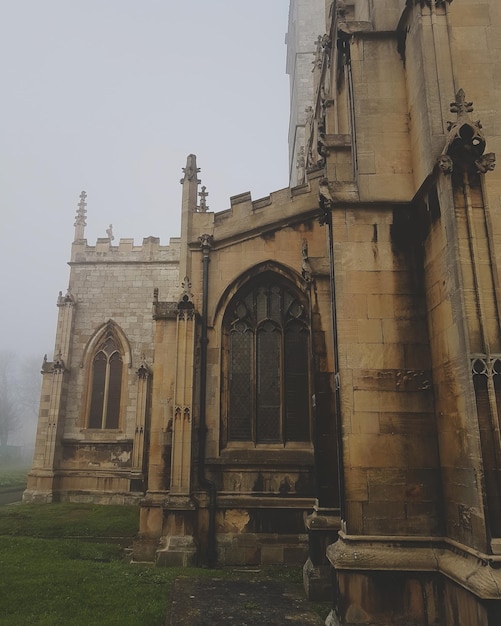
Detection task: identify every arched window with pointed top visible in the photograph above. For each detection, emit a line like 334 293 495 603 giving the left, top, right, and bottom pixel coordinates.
87 333 124 430
222 271 311 446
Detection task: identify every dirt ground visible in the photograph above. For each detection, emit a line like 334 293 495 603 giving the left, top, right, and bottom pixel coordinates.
166 575 328 625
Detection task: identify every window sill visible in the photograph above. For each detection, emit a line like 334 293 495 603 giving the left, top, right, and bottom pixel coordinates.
63 430 131 443
210 446 314 466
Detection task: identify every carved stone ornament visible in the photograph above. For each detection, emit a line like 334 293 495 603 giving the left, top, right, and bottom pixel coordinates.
178 276 195 314
74 190 87 227
136 355 151 379
318 177 334 209
475 153 496 174
440 89 495 173
301 238 313 283
53 350 65 372
197 185 209 212
437 154 454 175
180 154 201 184
198 233 213 250
312 35 323 71
336 1 347 18
408 0 453 7
57 288 75 307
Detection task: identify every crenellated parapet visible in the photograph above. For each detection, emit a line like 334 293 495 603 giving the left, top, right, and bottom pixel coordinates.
70 235 180 264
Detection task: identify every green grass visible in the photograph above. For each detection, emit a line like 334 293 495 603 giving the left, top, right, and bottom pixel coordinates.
0 535 182 625
0 503 203 625
0 466 29 491
0 502 328 625
0 502 139 537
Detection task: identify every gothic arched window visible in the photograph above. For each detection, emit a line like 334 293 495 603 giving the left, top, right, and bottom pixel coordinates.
88 336 123 429
223 274 311 445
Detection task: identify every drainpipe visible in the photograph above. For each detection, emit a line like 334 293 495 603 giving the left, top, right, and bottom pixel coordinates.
319 203 346 521
198 234 217 567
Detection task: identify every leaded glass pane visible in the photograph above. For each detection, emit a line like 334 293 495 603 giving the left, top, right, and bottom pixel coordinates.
225 273 311 446
228 331 252 440
256 326 280 442
89 352 106 428
106 352 122 429
256 287 267 323
269 286 281 322
103 337 118 356
284 325 309 441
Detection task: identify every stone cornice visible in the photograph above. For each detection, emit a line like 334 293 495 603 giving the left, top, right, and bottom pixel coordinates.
328 532 501 600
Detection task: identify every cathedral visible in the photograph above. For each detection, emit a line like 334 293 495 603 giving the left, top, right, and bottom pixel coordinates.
25 1 501 624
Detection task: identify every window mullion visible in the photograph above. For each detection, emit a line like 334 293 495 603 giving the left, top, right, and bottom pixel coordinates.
102 357 110 428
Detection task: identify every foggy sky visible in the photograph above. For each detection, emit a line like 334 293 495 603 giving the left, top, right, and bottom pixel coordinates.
0 1 291 361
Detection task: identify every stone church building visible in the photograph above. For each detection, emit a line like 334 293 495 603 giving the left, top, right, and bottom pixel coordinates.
25 1 501 623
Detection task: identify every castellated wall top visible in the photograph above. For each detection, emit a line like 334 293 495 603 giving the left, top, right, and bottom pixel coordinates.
70 236 181 264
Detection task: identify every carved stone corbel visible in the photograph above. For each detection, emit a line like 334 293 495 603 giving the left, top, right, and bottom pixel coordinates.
438 89 495 174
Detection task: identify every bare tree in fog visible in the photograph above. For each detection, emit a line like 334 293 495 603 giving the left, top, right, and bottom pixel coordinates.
0 352 20 451
0 351 41 459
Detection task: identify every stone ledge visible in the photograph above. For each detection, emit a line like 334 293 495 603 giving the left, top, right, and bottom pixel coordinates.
327 533 501 600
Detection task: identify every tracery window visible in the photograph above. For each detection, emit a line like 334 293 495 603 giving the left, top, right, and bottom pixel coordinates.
223 274 311 445
88 336 123 429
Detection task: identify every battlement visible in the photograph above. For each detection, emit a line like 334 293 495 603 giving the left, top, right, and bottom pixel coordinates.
70 236 181 264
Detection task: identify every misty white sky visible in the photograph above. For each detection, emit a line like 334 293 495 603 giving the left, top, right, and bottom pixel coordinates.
0 1 291 360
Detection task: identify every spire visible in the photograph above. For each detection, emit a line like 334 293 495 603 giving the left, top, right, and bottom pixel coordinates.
74 191 87 241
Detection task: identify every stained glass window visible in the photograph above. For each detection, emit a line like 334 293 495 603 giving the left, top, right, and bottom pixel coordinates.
224 273 310 445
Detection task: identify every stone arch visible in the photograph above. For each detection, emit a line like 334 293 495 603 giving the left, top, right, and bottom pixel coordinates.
80 320 132 430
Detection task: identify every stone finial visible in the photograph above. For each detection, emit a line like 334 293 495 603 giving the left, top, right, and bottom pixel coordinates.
53 350 65 372
178 276 195 315
449 88 474 118
180 154 201 184
74 190 87 240
198 186 209 212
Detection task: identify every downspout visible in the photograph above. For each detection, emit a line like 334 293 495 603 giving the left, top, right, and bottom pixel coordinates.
319 204 346 521
198 234 217 567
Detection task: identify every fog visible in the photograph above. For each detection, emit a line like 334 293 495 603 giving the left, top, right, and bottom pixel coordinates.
0 1 291 365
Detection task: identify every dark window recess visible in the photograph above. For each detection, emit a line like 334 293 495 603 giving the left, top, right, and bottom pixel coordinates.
88 337 123 429
224 275 311 445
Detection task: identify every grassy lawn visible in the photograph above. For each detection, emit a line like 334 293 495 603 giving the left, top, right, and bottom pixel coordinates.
0 502 176 625
0 502 322 625
0 503 219 625
0 466 29 491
